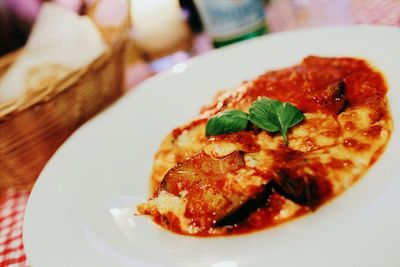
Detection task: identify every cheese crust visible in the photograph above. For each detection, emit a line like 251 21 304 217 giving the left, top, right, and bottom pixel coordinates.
137 56 392 236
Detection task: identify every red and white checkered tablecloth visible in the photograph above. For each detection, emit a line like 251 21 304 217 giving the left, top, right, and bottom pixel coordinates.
0 190 29 267
0 1 399 266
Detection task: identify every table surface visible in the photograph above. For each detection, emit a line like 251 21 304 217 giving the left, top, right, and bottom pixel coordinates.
1 0 399 266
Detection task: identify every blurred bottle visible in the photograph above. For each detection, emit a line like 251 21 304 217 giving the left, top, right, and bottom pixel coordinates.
194 0 268 48
179 0 204 33
130 0 193 73
130 0 192 60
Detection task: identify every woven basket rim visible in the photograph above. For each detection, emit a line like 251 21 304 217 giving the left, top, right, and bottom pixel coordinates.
0 0 131 120
0 24 128 120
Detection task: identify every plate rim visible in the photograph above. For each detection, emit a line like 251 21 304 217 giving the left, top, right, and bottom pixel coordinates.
23 24 400 267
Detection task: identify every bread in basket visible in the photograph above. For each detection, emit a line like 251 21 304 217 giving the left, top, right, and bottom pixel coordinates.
0 2 130 191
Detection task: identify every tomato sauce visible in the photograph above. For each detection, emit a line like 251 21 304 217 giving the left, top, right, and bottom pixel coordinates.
151 56 390 237
201 56 386 116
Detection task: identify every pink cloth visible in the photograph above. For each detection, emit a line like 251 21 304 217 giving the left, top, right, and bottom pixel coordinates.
352 0 400 26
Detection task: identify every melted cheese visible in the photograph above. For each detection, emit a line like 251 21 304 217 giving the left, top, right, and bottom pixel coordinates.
138 56 392 236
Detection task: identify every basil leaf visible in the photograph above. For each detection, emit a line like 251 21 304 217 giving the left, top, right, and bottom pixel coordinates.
206 110 249 137
249 98 304 144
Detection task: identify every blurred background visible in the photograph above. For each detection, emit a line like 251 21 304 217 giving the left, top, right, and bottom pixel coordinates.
1 0 399 88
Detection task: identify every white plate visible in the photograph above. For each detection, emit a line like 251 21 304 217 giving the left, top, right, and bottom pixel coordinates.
24 26 400 267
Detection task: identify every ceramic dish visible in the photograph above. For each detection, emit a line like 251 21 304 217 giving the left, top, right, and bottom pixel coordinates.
24 26 400 267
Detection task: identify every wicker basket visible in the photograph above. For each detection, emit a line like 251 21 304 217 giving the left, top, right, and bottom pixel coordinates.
0 3 130 192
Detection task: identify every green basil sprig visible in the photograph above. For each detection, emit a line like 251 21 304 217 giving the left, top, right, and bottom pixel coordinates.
205 110 249 137
249 98 305 144
205 98 304 145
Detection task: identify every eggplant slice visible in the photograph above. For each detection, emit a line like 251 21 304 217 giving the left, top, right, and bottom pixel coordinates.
157 148 333 229
160 151 271 229
319 80 348 114
214 182 273 227
270 149 333 209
